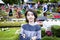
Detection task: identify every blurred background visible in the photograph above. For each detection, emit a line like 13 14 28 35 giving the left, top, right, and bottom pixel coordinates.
0 0 60 40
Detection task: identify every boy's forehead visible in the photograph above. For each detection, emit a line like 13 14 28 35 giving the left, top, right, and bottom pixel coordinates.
27 11 33 14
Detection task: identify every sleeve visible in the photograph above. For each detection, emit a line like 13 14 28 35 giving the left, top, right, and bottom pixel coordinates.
20 27 24 35
19 26 25 40
20 24 25 35
36 25 41 40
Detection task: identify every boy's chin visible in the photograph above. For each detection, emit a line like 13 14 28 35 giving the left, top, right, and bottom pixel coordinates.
29 20 34 22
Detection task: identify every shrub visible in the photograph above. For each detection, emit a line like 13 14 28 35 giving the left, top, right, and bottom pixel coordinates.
46 31 52 36
42 36 59 40
42 36 54 40
0 21 21 27
50 0 58 3
0 10 7 16
47 14 53 18
51 25 60 37
41 28 46 37
57 7 60 13
46 11 52 15
20 9 26 14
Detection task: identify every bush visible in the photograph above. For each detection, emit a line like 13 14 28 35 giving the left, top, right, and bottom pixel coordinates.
51 25 60 37
42 36 54 40
57 7 60 13
46 11 52 15
42 36 59 40
50 0 58 3
0 10 7 16
41 28 46 37
0 21 21 27
47 14 53 18
36 10 41 14
46 31 52 36
20 9 26 14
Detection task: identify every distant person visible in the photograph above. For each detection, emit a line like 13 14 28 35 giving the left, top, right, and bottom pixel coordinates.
28 4 33 9
35 1 41 9
17 8 22 18
39 12 47 21
9 9 13 16
36 12 47 26
42 3 48 12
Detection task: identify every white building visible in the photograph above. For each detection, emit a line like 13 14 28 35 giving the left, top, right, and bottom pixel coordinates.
24 0 32 3
0 0 4 4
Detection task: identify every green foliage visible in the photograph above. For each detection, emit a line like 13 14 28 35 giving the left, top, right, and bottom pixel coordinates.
50 0 59 3
47 14 53 18
46 11 52 15
0 10 7 16
41 28 46 37
2 0 19 4
37 10 41 14
33 0 48 3
0 10 8 21
33 0 38 3
42 36 60 40
42 36 54 40
35 9 41 14
20 9 26 14
51 25 60 37
52 7 58 12
33 0 59 3
0 21 21 27
57 7 60 13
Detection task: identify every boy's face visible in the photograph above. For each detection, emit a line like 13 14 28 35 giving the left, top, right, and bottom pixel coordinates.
27 11 35 22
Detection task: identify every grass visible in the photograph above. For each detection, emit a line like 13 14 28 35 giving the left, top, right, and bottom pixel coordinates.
0 27 20 40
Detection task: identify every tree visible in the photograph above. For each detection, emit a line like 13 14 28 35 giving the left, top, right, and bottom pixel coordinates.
33 0 48 3
2 0 19 5
50 0 59 3
33 0 59 3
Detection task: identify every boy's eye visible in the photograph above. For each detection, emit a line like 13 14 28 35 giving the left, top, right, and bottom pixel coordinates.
27 14 30 16
27 14 34 16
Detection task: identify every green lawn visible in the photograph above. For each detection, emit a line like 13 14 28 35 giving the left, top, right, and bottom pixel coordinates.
0 27 20 40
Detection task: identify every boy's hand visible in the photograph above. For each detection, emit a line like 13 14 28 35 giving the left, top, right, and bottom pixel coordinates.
22 34 25 38
31 36 36 40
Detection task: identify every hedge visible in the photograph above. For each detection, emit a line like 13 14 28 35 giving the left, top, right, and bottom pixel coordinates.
42 36 60 40
0 21 21 27
0 21 26 27
51 25 60 37
41 28 46 37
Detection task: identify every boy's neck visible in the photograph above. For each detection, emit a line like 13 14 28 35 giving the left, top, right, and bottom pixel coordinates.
29 21 35 26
